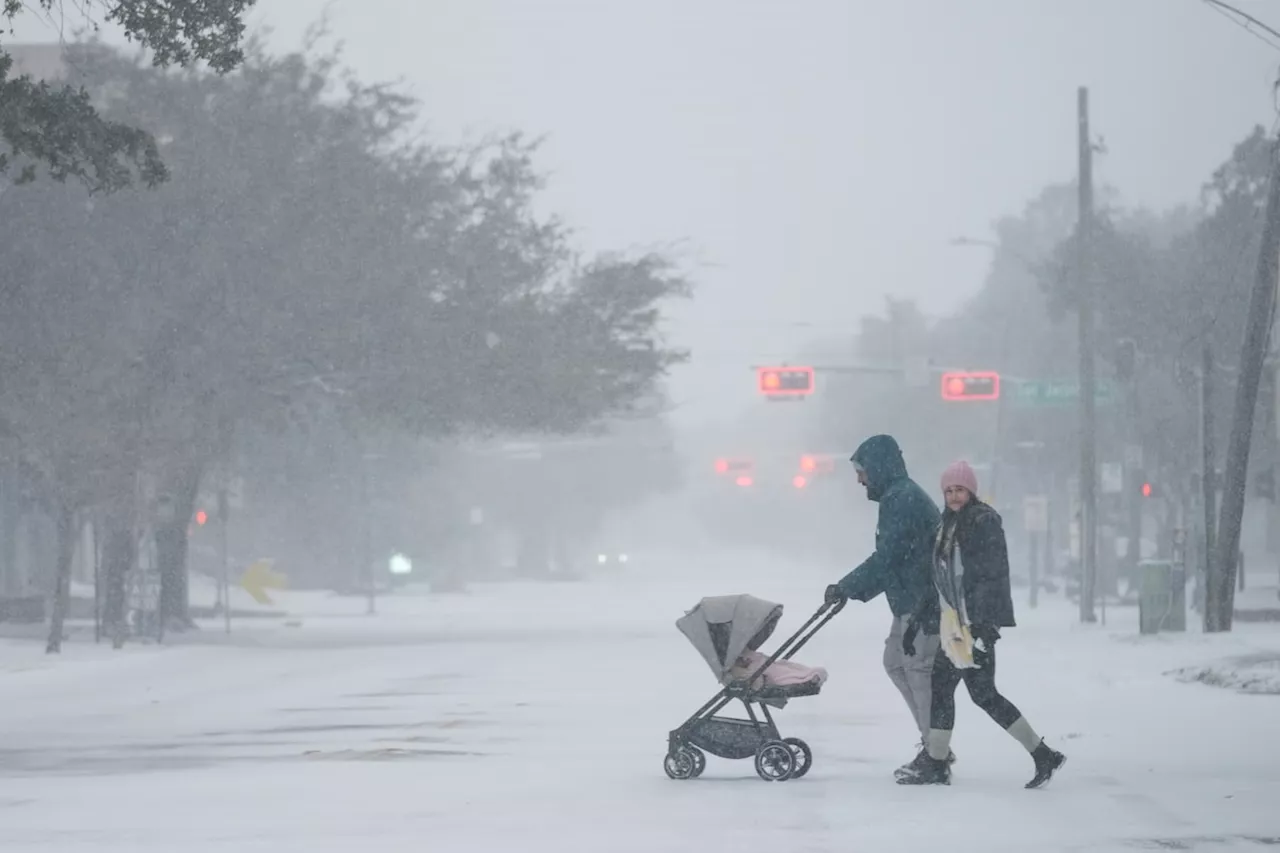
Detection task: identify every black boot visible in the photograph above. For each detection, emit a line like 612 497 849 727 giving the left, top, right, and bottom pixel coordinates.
894 742 956 778
897 754 951 786
1026 740 1065 789
894 744 928 779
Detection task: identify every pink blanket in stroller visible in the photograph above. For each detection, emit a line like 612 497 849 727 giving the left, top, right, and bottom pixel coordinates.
727 649 828 690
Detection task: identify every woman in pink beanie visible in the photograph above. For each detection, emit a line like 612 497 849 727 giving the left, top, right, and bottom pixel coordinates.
897 459 1067 789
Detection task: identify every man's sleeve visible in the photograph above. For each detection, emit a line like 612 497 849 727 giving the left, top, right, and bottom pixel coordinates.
906 577 938 630
834 492 909 602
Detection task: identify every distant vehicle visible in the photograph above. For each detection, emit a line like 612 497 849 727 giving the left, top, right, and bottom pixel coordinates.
596 550 633 568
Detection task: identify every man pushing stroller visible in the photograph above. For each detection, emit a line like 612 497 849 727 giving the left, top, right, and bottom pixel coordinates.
824 435 1066 788
823 435 949 778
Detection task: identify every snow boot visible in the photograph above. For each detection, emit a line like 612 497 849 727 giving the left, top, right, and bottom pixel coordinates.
896 754 951 786
894 743 956 779
894 744 928 779
1026 740 1065 789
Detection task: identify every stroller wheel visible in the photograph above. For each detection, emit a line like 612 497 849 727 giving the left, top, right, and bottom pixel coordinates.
754 740 796 782
783 737 812 779
687 746 706 778
664 748 698 780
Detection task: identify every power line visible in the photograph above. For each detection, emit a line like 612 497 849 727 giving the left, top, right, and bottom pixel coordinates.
1201 0 1280 53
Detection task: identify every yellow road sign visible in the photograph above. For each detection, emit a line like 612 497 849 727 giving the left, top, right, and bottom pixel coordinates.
241 559 287 605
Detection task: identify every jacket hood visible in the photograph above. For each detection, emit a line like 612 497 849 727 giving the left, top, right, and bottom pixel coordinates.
851 434 909 501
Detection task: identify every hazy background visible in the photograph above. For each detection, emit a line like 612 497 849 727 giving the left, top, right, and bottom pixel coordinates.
16 1 1276 428
252 0 1280 427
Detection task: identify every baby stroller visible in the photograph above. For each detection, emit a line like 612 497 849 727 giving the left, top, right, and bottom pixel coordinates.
665 594 844 782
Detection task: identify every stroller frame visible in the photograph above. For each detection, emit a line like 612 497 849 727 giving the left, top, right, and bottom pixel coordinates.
666 597 844 782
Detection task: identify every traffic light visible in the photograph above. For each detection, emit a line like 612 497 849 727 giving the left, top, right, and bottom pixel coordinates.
715 457 753 475
195 509 208 526
757 366 814 397
799 454 836 474
940 371 1000 401
1141 482 1152 498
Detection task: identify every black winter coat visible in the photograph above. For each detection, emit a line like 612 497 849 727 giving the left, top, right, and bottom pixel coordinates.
910 498 1016 633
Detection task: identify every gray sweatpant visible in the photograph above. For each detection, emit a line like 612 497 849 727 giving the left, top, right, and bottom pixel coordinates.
883 615 940 740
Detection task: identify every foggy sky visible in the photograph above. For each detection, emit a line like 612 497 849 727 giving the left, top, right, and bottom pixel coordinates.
11 1 1280 429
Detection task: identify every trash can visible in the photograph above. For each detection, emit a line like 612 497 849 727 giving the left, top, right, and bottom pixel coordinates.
1138 560 1176 635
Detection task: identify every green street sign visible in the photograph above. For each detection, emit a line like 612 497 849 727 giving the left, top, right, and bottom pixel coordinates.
1009 378 1117 407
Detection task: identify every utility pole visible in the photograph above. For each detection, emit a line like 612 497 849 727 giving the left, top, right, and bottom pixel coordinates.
219 486 231 635
361 460 376 616
1028 528 1040 608
1077 86 1098 623
1211 135 1280 632
1201 341 1217 625
1118 339 1141 583
216 418 234 635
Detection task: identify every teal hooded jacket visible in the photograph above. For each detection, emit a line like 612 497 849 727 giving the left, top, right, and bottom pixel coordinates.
834 435 941 630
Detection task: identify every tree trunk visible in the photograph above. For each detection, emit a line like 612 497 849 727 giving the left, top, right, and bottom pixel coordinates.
101 506 135 648
45 502 76 654
156 460 202 630
0 456 18 597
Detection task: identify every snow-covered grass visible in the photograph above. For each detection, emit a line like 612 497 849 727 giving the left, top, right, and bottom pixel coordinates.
1169 653 1280 695
0 551 1276 852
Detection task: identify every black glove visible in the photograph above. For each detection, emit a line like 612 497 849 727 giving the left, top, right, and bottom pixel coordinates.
824 584 847 606
902 620 919 657
971 624 1000 650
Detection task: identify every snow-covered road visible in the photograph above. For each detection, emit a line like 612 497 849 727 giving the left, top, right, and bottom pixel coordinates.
0 554 1276 852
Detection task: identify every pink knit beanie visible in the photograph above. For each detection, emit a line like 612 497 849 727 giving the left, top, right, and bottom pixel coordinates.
941 460 979 498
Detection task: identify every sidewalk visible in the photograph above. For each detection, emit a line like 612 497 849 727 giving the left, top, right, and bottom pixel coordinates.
1233 579 1280 623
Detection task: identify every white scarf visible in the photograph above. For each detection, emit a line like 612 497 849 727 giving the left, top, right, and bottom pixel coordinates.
934 519 976 668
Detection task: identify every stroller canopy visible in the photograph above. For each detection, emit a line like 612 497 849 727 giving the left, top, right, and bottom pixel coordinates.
676 594 784 682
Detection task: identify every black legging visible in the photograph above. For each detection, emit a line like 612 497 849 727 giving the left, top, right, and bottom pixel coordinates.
929 635 1023 731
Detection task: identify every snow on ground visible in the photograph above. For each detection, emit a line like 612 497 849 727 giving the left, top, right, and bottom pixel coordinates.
1169 653 1280 695
0 551 1277 852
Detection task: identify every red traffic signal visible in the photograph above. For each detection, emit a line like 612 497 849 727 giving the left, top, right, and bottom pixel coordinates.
195 509 208 526
715 457 753 475
799 454 836 475
941 371 1000 401
757 366 814 397
1141 483 1152 498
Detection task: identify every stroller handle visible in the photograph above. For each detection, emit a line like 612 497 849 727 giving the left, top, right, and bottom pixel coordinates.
738 596 846 689
779 596 844 660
